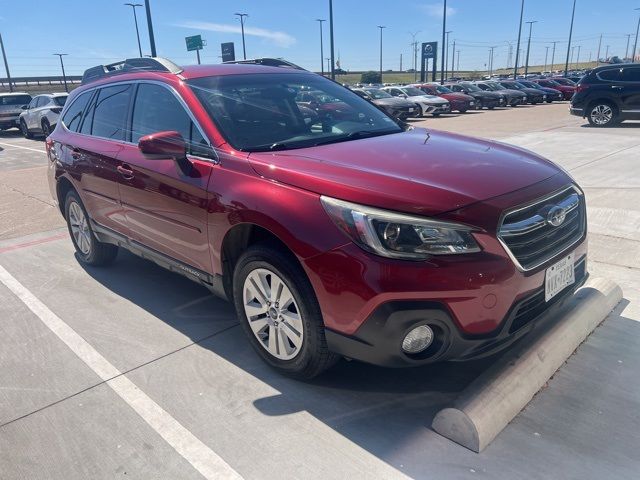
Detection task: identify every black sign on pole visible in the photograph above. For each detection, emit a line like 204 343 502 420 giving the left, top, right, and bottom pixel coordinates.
420 42 438 82
221 42 235 62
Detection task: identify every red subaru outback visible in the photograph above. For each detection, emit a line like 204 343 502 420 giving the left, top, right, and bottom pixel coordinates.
47 57 587 378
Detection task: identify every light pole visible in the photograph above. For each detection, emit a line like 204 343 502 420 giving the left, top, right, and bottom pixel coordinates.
456 50 460 71
377 25 386 83
625 33 632 61
316 19 326 75
440 0 447 84
513 0 525 79
544 46 549 71
550 41 557 72
329 0 335 80
235 13 248 60
633 8 640 63
144 0 156 57
524 20 537 76
575 45 581 69
596 34 602 65
451 39 456 79
409 31 420 82
53 53 68 93
605 45 610 61
563 0 577 77
0 32 12 93
124 3 143 57
445 30 452 81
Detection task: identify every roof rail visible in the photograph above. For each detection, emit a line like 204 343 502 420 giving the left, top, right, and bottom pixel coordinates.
81 57 183 85
223 58 306 70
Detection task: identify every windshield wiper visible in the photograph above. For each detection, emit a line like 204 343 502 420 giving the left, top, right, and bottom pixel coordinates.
313 129 397 147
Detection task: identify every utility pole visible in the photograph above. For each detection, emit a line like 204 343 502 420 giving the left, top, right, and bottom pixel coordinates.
53 53 69 93
550 41 557 72
316 19 326 75
605 45 609 61
575 45 581 69
513 0 525 79
451 39 456 79
444 30 452 81
144 0 156 57
400 53 402 71
235 13 248 60
329 0 335 79
633 8 640 63
377 25 386 82
488 47 495 77
124 3 143 57
0 33 12 93
409 31 420 82
507 43 513 69
596 34 602 66
457 49 460 71
625 33 632 61
544 46 549 71
440 0 447 84
524 20 537 76
563 0 577 77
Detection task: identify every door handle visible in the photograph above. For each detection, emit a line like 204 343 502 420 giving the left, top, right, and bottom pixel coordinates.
117 164 134 179
611 85 623 89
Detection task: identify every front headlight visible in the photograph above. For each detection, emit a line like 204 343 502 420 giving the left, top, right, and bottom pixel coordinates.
321 196 481 260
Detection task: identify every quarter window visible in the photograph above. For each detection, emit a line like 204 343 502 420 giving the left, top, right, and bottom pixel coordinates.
622 68 640 82
130 83 211 156
91 84 133 140
61 91 92 132
598 69 622 82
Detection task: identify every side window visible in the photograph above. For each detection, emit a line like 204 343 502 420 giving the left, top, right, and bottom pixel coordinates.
91 84 133 140
131 83 211 156
28 97 39 109
35 97 46 108
598 69 622 82
61 91 92 132
622 68 640 82
79 93 97 136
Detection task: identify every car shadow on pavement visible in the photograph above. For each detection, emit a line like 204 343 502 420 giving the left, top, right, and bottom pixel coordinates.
78 249 503 458
580 122 640 129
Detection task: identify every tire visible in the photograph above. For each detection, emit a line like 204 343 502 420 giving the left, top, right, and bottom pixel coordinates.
432 113 441 117
488 106 495 110
587 101 618 127
20 119 33 139
459 109 468 113
64 190 118 266
233 244 339 379
41 119 51 137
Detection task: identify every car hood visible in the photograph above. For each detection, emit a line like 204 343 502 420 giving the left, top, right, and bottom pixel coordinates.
248 127 562 217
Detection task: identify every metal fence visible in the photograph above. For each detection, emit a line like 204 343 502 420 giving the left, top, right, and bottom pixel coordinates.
0 75 83 88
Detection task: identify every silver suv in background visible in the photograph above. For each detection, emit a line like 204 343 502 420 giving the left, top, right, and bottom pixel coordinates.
0 92 32 132
19 93 68 138
381 86 450 117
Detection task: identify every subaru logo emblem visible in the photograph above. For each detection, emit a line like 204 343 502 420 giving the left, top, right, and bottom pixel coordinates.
547 206 566 227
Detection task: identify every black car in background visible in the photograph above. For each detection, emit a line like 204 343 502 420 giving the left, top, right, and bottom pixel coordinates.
473 81 527 106
570 64 640 127
498 81 546 104
446 82 505 109
352 88 418 120
518 80 564 103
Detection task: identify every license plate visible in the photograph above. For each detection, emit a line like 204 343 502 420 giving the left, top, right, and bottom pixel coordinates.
544 253 575 302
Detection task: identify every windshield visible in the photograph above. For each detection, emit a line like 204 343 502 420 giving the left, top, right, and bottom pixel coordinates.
188 73 401 152
542 80 561 87
501 82 523 90
364 88 392 99
460 83 481 92
434 85 452 94
0 95 31 106
402 87 427 97
485 82 503 91
53 96 68 106
520 81 539 88
552 78 576 86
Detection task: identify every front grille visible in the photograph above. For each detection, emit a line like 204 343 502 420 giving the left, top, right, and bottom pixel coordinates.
498 186 586 270
509 256 587 333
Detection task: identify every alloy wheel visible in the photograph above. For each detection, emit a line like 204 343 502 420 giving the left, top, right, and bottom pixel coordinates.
68 201 91 255
590 104 613 126
242 268 304 360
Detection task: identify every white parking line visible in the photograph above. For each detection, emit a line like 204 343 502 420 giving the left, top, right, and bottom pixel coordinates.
0 263 243 480
0 141 46 154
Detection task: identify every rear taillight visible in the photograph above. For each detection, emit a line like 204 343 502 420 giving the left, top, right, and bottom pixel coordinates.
575 84 588 93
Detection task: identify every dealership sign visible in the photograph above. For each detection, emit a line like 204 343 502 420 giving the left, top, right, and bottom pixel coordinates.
221 42 235 62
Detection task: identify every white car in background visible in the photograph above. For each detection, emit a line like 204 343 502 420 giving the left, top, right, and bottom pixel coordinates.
19 93 68 138
381 85 450 117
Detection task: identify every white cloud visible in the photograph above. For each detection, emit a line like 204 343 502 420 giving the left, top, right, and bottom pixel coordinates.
421 4 457 18
175 21 296 48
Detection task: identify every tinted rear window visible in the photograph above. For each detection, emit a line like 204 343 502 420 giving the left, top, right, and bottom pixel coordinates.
91 84 133 140
622 68 640 82
597 69 622 82
61 91 92 132
0 95 31 106
54 96 68 106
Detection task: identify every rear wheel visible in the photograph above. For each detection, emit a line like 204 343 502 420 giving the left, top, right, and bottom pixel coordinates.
41 119 51 137
20 119 32 139
233 245 339 379
587 102 618 127
64 190 118 266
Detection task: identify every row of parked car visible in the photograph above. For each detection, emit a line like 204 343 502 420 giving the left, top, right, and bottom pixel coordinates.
348 78 578 121
0 92 68 137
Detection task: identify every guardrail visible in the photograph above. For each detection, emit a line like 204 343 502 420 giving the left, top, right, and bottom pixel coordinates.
0 76 82 88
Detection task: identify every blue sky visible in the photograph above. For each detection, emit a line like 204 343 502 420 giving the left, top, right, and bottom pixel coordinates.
0 0 638 77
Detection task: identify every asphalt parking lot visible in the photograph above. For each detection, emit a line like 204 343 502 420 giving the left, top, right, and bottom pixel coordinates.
1 103 639 479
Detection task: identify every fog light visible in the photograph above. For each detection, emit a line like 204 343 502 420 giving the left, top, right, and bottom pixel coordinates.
402 325 434 354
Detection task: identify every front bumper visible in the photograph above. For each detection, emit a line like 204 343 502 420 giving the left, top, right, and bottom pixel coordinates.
0 116 20 128
325 256 588 367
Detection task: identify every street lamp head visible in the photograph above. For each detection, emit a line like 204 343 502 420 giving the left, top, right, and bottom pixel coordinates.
124 3 143 6
316 19 326 22
377 25 386 29
235 13 248 18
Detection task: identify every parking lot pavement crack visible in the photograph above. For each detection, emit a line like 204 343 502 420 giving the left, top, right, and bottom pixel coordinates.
591 258 640 272
569 141 640 172
0 323 239 430
0 182 57 208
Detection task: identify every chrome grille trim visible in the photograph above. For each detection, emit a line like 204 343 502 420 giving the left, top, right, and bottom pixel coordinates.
497 185 586 271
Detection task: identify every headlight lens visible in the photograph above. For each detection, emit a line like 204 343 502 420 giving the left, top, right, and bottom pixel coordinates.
321 196 481 260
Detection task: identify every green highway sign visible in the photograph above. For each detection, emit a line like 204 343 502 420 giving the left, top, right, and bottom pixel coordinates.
185 35 203 52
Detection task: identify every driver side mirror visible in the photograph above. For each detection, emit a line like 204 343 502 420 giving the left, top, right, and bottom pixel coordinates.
138 130 186 159
21 105 28 110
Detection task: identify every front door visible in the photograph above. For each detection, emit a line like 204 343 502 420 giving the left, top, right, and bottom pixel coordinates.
117 82 216 273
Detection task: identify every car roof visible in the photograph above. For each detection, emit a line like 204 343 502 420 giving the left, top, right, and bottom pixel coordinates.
0 92 31 96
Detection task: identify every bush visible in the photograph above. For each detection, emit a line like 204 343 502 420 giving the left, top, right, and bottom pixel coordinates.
360 71 381 84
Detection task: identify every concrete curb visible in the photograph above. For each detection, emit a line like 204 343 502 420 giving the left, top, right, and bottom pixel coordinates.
432 278 623 453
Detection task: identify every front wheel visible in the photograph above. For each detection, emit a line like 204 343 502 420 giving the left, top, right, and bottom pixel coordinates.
64 190 118 266
233 245 339 379
587 102 618 127
20 119 33 139
41 119 51 137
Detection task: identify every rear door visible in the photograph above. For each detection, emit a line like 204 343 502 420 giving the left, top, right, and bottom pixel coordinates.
26 96 43 129
621 67 640 112
117 82 216 273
